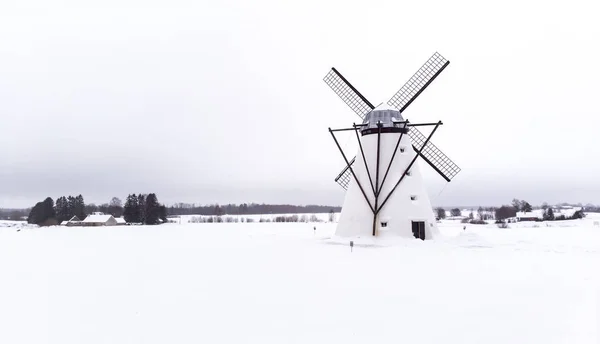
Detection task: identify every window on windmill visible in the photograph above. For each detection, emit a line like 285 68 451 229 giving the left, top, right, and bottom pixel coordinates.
381 221 388 227
406 170 412 176
400 146 406 153
410 195 418 201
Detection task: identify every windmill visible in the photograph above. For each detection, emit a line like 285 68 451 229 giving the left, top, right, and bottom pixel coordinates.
324 52 460 240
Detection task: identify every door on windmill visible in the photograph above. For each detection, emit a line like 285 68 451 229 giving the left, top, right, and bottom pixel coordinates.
411 221 426 240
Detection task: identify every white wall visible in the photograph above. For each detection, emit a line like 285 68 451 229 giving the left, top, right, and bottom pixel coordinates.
336 131 438 239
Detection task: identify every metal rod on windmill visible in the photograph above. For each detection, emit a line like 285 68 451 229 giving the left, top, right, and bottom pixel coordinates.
323 52 461 240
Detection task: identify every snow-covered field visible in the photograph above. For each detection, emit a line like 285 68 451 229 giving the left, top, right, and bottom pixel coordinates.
1 217 599 343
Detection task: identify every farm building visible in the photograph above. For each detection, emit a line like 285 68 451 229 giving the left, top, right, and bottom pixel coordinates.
516 211 543 221
115 217 126 225
515 207 583 221
81 213 118 226
60 215 81 226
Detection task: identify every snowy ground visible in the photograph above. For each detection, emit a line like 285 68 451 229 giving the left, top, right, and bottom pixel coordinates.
1 218 599 343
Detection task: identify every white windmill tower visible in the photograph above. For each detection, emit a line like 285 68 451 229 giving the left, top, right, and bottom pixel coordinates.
323 52 460 240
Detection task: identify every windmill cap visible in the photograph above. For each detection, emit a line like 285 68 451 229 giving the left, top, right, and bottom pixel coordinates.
361 106 407 133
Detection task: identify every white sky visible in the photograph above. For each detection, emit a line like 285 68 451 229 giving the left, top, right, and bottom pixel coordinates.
1 0 600 208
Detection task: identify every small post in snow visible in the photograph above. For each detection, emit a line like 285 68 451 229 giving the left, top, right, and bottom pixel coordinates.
350 241 354 252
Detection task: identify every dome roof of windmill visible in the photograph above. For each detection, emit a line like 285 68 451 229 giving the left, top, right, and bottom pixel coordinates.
361 103 406 131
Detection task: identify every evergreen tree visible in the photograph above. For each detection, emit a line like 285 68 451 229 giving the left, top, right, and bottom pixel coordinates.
544 208 555 221
145 193 161 225
67 196 76 219
27 202 44 224
450 208 461 217
73 194 86 219
159 205 167 223
55 196 69 222
522 201 533 212
495 205 518 220
138 194 147 224
27 197 56 225
571 210 584 219
42 197 56 223
123 194 140 223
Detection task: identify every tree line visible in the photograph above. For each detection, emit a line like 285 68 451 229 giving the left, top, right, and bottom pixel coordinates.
25 193 167 226
0 208 29 221
165 203 341 216
84 197 125 218
123 193 167 224
14 200 342 225
13 196 591 226
54 195 86 222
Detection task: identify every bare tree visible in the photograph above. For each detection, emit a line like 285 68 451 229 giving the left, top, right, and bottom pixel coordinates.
511 199 521 212
477 206 484 220
110 197 123 208
436 208 446 219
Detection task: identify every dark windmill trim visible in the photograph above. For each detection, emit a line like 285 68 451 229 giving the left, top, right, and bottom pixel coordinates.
378 120 408 197
330 68 375 110
361 127 408 136
329 128 374 213
330 127 361 132
354 123 376 196
398 60 450 113
372 122 383 236
407 122 444 127
334 156 355 183
376 121 442 213
412 150 451 182
407 120 451 181
324 52 460 191
328 120 443 236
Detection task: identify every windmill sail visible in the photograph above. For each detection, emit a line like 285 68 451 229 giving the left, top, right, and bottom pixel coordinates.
334 156 355 190
323 68 374 119
387 52 449 113
408 126 460 181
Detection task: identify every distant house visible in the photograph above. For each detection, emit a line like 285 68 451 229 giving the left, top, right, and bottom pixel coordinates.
516 210 543 221
554 206 582 218
81 212 117 226
61 215 81 226
516 207 584 221
115 217 126 225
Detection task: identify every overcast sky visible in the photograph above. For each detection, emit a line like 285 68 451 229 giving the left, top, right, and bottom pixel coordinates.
1 0 599 208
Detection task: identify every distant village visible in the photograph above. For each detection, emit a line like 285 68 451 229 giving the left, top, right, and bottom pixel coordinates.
435 199 586 225
0 196 593 227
